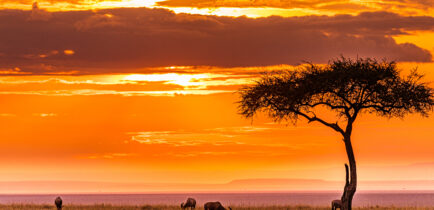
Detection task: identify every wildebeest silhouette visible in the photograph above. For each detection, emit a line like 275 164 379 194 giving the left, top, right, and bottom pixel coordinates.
54 196 62 210
181 197 196 209
204 201 231 210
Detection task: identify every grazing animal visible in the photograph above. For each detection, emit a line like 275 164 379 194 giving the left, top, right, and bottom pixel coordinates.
331 199 342 210
54 196 63 210
204 201 232 210
181 197 196 209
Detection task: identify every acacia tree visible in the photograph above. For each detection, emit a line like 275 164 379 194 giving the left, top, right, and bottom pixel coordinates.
238 57 434 210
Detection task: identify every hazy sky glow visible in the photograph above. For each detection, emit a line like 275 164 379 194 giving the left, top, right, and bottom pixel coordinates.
0 0 433 193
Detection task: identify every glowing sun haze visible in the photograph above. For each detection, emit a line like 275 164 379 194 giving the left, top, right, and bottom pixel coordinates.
0 0 433 193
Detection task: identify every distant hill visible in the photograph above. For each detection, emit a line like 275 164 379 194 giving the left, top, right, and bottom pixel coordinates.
226 179 434 191
0 179 433 193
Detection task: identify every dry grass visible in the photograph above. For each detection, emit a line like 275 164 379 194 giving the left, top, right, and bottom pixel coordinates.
0 205 433 210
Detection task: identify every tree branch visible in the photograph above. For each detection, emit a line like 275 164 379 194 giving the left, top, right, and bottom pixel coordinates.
300 102 348 110
360 104 405 113
332 91 353 109
264 98 345 135
295 110 345 135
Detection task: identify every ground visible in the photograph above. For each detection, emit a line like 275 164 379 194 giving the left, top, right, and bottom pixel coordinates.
0 205 432 210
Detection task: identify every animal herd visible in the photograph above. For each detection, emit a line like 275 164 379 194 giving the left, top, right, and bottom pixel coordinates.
53 197 231 210
181 198 231 210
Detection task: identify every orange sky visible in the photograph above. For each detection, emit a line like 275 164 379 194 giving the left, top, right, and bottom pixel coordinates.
0 0 433 192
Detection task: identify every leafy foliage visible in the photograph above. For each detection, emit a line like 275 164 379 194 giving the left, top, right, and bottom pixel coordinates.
239 57 434 136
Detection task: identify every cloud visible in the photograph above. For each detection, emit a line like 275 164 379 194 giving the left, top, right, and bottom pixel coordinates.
0 113 16 117
129 130 241 146
63 49 75 55
158 0 352 9
157 0 434 15
0 67 31 75
0 72 254 96
0 89 231 96
126 126 325 159
29 2 52 21
128 126 302 148
86 153 136 159
33 113 57 117
1 0 433 17
0 0 161 11
206 126 272 133
0 8 432 74
162 151 238 157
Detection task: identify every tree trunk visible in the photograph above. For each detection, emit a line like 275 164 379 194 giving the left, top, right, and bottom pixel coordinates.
342 135 357 210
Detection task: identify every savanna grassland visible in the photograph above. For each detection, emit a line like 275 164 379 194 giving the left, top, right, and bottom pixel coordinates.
0 205 433 210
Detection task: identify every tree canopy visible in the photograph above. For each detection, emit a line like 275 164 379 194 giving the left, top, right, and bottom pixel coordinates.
239 57 434 136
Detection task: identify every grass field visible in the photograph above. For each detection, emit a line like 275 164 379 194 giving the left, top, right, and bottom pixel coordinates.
0 205 433 210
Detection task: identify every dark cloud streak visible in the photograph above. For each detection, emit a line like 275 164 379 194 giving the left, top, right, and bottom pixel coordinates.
0 7 433 74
